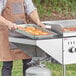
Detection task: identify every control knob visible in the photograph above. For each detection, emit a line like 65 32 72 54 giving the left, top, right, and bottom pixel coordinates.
69 47 76 53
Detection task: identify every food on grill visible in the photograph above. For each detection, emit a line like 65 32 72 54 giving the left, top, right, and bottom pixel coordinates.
62 28 70 32
25 26 36 31
18 26 50 35
62 27 76 32
18 26 25 31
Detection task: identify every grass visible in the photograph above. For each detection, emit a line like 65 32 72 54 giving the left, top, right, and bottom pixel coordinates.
0 61 23 76
46 62 76 76
0 61 76 76
12 61 22 76
33 0 76 18
0 62 2 76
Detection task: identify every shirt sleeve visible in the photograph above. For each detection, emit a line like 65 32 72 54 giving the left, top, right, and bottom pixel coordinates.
24 0 37 15
0 0 4 15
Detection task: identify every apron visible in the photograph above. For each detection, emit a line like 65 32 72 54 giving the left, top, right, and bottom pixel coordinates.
0 0 31 61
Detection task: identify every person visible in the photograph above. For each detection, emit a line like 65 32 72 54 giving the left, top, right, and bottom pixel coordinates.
0 0 46 76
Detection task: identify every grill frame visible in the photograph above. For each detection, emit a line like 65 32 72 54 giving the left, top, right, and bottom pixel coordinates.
9 20 76 65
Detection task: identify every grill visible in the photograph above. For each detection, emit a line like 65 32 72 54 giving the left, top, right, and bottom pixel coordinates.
37 24 76 65
16 24 57 40
9 19 76 64
9 19 76 76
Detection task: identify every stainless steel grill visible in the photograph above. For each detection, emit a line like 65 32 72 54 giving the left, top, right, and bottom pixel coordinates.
9 19 76 76
9 19 76 64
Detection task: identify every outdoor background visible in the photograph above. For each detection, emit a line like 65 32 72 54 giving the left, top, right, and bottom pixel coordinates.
0 0 76 76
33 0 76 20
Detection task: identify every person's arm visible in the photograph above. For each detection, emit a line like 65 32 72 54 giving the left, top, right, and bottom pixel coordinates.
0 15 18 30
24 0 46 28
29 9 46 28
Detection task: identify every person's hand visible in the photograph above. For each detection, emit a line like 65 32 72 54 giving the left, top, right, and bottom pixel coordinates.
37 22 46 28
0 16 18 30
5 21 18 30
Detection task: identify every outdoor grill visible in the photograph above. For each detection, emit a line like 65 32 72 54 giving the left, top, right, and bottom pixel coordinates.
9 19 76 76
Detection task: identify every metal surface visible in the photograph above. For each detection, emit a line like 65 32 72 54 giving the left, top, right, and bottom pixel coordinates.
44 23 76 37
44 24 63 35
63 65 66 76
43 19 76 37
36 34 76 65
9 37 36 45
42 19 76 26
37 38 63 64
26 66 51 76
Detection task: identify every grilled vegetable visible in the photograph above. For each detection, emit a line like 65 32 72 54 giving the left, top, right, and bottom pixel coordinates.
18 26 50 35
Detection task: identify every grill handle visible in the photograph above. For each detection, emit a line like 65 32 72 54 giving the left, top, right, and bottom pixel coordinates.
43 23 63 35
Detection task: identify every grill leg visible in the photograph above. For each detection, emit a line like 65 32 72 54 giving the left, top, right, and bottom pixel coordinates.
63 65 66 76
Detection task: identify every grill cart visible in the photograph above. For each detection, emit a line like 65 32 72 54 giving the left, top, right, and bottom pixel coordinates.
9 19 76 76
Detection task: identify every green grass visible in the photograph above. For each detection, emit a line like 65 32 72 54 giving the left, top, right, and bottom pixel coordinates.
0 62 2 76
46 62 76 76
46 62 62 76
12 61 22 76
0 61 76 76
33 0 76 18
0 61 23 76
